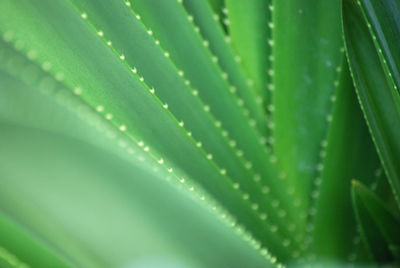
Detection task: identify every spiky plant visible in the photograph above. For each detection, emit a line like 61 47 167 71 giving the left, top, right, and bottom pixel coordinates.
0 0 399 267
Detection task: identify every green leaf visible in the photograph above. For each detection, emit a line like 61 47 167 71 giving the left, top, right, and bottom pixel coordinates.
129 0 273 147
0 1 291 260
2 0 399 266
207 0 225 19
62 0 295 237
0 38 281 266
273 0 344 203
343 0 400 209
373 170 400 220
225 0 272 104
357 0 400 91
0 212 71 268
131 0 269 134
63 1 289 227
309 62 381 262
352 180 400 264
120 0 306 246
182 0 269 134
0 122 277 268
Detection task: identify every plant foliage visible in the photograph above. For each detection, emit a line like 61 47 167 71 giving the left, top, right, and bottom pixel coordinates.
0 0 399 267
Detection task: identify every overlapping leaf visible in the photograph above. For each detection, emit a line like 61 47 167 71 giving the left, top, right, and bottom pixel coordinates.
352 181 400 263
343 0 400 208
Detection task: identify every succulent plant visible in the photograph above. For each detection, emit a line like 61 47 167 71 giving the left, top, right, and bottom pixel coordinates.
0 0 399 267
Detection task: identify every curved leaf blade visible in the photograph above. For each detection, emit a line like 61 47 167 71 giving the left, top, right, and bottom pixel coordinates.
309 62 381 262
343 0 400 208
182 0 269 134
352 180 400 264
273 0 344 203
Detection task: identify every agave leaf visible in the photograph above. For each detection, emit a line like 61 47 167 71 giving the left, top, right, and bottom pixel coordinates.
309 62 381 262
63 0 296 236
273 0 344 203
182 0 269 135
342 0 400 209
132 0 268 136
123 0 306 244
207 0 225 19
225 0 271 104
352 180 400 264
0 0 211 198
0 122 277 268
0 50 293 265
0 212 71 268
369 169 400 223
355 0 400 91
0 21 293 264
0 61 156 170
1 1 296 260
65 0 288 225
0 43 279 267
0 0 291 260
